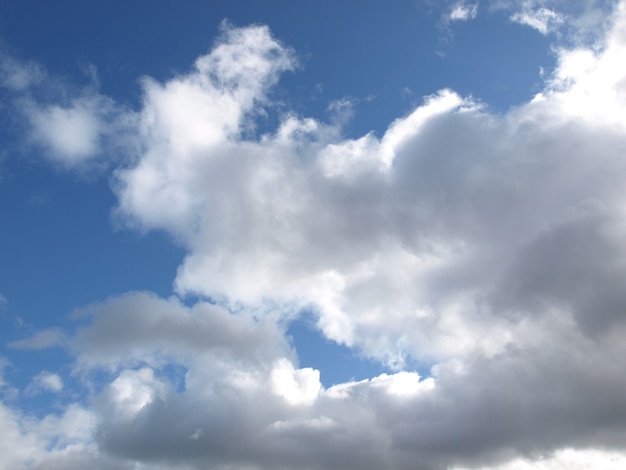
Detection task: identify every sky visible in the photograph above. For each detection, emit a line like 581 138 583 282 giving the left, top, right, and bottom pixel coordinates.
1 0 626 469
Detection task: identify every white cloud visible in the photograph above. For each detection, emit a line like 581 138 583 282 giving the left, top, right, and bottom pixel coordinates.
29 371 63 394
0 54 135 170
510 6 564 34
26 99 103 163
270 358 321 405
450 2 479 21
113 5 626 371
0 400 125 470
453 448 626 469
4 2 626 468
490 0 615 44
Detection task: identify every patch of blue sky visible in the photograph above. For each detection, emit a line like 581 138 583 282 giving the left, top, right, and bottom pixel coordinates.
0 165 183 323
287 317 388 388
439 9 556 112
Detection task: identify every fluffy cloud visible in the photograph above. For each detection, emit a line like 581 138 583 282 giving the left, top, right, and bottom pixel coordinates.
25 98 105 164
0 53 133 169
5 2 626 468
114 5 626 370
9 291 626 469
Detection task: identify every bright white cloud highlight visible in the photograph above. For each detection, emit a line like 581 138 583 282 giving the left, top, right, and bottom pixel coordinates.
270 358 321 405
108 368 164 416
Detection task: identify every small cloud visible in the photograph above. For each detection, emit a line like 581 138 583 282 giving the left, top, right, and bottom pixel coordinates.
327 97 357 126
28 371 64 395
437 2 480 56
449 2 479 22
0 294 6 308
26 100 103 165
0 52 46 91
8 328 67 350
190 428 203 440
510 6 564 35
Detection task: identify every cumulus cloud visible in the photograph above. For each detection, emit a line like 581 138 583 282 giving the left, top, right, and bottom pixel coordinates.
112 5 626 370
5 3 626 468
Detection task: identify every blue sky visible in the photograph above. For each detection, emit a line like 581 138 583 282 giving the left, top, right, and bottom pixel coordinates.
2 1 626 469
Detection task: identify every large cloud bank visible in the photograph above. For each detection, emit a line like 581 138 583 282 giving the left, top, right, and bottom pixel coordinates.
3 2 626 469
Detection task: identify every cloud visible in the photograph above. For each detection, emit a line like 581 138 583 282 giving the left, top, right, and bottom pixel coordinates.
27 371 63 394
510 6 564 34
0 52 45 91
490 0 616 44
25 99 105 163
0 400 131 470
452 448 626 470
8 328 68 350
0 54 134 170
113 4 626 370
7 290 626 469
449 2 479 21
437 1 480 54
4 3 626 468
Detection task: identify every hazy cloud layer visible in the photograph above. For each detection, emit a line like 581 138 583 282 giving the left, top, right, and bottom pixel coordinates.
4 2 626 469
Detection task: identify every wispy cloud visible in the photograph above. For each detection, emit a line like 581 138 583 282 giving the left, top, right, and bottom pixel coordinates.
510 5 564 34
449 1 479 21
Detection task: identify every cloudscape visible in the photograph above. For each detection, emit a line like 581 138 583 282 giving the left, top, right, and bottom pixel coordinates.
1 1 626 469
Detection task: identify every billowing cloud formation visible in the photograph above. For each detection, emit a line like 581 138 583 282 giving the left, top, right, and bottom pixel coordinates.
5 2 626 468
115 8 626 368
